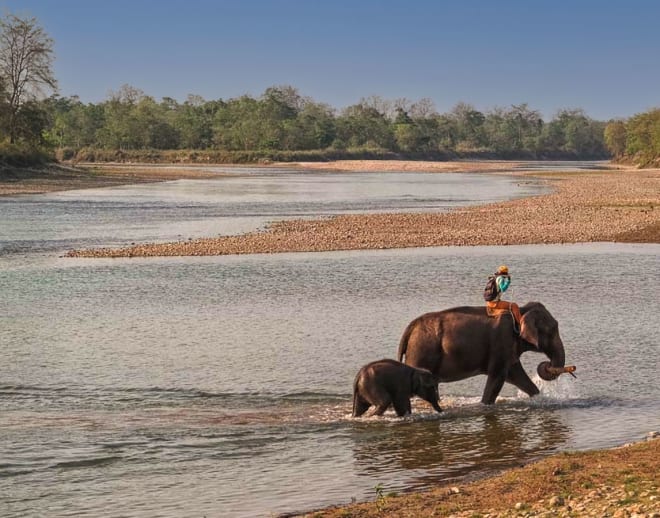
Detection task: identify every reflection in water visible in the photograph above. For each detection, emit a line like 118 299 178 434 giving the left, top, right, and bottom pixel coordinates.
349 404 569 490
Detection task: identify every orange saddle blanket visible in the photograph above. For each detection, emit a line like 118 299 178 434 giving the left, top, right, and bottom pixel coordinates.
485 301 522 327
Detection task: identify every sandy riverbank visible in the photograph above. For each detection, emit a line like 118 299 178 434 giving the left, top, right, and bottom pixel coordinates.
0 163 232 196
64 160 660 258
297 436 659 517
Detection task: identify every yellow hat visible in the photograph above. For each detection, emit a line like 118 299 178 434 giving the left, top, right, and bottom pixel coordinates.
496 265 509 274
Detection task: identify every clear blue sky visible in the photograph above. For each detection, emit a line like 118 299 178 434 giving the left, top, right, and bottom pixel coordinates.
2 0 659 120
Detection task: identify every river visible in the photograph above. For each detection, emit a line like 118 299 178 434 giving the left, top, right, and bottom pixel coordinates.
1 165 658 517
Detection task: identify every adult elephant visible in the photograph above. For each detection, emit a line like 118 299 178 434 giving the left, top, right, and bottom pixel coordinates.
397 302 574 406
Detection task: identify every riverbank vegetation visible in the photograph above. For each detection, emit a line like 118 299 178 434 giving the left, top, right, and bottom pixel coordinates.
0 13 57 171
1 11 658 172
605 108 660 168
47 87 609 162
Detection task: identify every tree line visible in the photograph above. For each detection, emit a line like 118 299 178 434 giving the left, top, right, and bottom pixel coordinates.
604 109 660 168
1 12 657 166
45 87 609 161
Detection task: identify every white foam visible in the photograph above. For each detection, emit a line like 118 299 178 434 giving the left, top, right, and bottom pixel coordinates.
508 374 581 408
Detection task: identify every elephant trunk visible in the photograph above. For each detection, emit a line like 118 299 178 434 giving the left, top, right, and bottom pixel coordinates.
550 335 565 369
537 335 576 381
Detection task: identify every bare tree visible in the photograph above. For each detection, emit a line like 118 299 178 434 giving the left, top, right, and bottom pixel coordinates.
0 13 57 143
409 98 437 119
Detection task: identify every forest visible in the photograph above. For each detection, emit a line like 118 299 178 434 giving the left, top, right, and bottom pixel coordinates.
45 86 609 162
1 13 658 167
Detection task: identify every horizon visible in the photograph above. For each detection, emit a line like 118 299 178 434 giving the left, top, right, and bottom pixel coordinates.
2 0 659 120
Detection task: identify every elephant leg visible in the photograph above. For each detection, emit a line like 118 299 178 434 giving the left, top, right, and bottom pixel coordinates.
372 402 392 416
482 373 506 405
367 387 392 416
353 396 371 417
506 362 540 398
392 394 412 417
428 397 443 413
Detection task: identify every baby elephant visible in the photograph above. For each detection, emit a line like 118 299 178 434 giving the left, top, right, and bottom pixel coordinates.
352 358 442 417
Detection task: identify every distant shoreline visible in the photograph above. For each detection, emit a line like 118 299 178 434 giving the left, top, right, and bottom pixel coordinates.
59 160 660 258
0 162 234 197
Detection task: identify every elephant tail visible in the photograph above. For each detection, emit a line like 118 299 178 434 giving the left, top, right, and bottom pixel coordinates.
397 321 414 363
351 373 361 417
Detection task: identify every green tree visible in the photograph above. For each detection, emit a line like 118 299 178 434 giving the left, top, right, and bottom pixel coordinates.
432 114 458 150
625 108 660 165
484 104 543 153
213 95 262 150
604 120 627 158
10 99 49 145
258 86 300 149
538 109 606 157
450 102 486 150
282 101 336 150
336 101 393 149
560 109 603 155
133 95 179 149
95 85 146 149
173 95 218 149
43 95 76 148
0 13 57 144
43 95 103 149
538 117 566 152
392 107 440 153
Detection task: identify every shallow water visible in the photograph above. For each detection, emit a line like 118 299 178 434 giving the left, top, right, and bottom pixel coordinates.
0 167 542 256
1 167 658 517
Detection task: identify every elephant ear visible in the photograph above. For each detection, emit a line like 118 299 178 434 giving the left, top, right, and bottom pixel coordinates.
411 369 432 392
520 311 540 348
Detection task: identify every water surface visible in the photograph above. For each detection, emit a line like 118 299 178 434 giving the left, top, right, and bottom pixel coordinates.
1 166 658 517
0 167 543 256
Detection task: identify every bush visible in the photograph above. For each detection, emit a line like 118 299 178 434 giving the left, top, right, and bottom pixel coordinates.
0 142 53 167
60 147 407 164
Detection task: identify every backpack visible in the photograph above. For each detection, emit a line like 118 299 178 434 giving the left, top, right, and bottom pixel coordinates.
483 276 498 302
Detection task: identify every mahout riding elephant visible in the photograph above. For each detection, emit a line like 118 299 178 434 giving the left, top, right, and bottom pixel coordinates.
352 358 442 417
397 302 574 407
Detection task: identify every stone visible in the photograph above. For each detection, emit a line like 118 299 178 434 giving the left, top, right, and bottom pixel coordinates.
549 495 564 506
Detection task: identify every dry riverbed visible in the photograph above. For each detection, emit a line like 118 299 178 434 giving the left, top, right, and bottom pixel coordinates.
62 160 660 258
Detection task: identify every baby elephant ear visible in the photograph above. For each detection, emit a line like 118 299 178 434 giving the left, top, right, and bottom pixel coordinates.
411 370 421 392
418 370 436 389
423 371 437 386
411 369 430 392
520 312 539 348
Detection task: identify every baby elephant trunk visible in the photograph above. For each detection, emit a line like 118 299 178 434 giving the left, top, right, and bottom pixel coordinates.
420 383 443 413
413 370 442 413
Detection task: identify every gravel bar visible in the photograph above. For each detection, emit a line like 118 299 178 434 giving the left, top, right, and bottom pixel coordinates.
66 164 660 258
